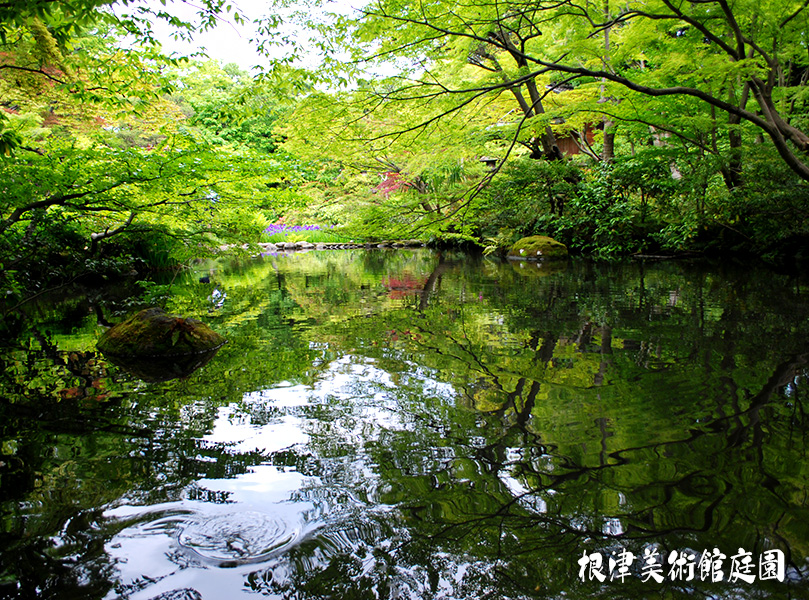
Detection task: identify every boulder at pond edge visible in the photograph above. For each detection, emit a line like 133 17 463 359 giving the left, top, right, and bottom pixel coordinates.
507 236 568 261
97 307 226 358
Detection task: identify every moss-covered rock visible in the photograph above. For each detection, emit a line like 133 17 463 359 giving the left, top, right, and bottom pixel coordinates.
507 236 568 261
97 307 226 358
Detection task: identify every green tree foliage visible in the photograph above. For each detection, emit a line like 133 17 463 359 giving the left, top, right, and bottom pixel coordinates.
172 61 286 154
0 3 310 297
264 0 809 258
0 132 283 283
293 0 809 180
0 0 247 135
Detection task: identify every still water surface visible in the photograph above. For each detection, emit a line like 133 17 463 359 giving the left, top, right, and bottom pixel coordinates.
1 250 808 599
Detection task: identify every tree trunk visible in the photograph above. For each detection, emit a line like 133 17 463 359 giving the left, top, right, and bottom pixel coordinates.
602 128 615 163
722 81 750 190
524 78 562 160
489 31 562 160
601 0 615 163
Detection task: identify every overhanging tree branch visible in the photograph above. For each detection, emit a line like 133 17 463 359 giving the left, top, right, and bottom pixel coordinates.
89 211 135 254
356 0 809 180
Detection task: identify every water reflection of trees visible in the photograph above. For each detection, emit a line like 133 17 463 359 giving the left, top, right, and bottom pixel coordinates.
237 348 809 598
1 253 809 599
270 257 809 598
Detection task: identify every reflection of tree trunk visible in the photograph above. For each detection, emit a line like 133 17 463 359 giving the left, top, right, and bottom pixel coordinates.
537 332 558 365
600 325 612 355
637 261 646 310
593 325 612 386
92 303 113 328
576 321 593 350
480 377 543 472
523 380 540 422
418 253 454 311
30 329 61 364
274 267 285 291
715 297 741 427
596 416 613 467
528 330 558 365
733 353 807 438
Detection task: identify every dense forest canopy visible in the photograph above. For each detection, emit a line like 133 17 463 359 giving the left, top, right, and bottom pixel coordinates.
1 0 809 302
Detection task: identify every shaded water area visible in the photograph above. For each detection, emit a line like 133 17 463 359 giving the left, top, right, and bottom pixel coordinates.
1 249 809 599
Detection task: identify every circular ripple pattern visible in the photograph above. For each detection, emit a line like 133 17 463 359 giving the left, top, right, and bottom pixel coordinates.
178 511 301 565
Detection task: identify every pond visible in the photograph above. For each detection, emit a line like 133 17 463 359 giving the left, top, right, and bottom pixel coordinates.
1 249 808 599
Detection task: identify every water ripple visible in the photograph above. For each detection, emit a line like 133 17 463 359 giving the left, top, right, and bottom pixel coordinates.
177 510 302 566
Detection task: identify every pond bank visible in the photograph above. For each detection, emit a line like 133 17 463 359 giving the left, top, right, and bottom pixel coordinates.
220 239 427 255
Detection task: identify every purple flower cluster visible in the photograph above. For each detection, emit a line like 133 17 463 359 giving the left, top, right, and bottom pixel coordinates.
264 224 322 236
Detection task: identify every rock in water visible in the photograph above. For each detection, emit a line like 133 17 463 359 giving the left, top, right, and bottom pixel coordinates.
507 236 568 261
97 308 226 382
98 308 226 357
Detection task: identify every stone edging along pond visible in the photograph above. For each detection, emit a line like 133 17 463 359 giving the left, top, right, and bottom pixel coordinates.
221 240 427 254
